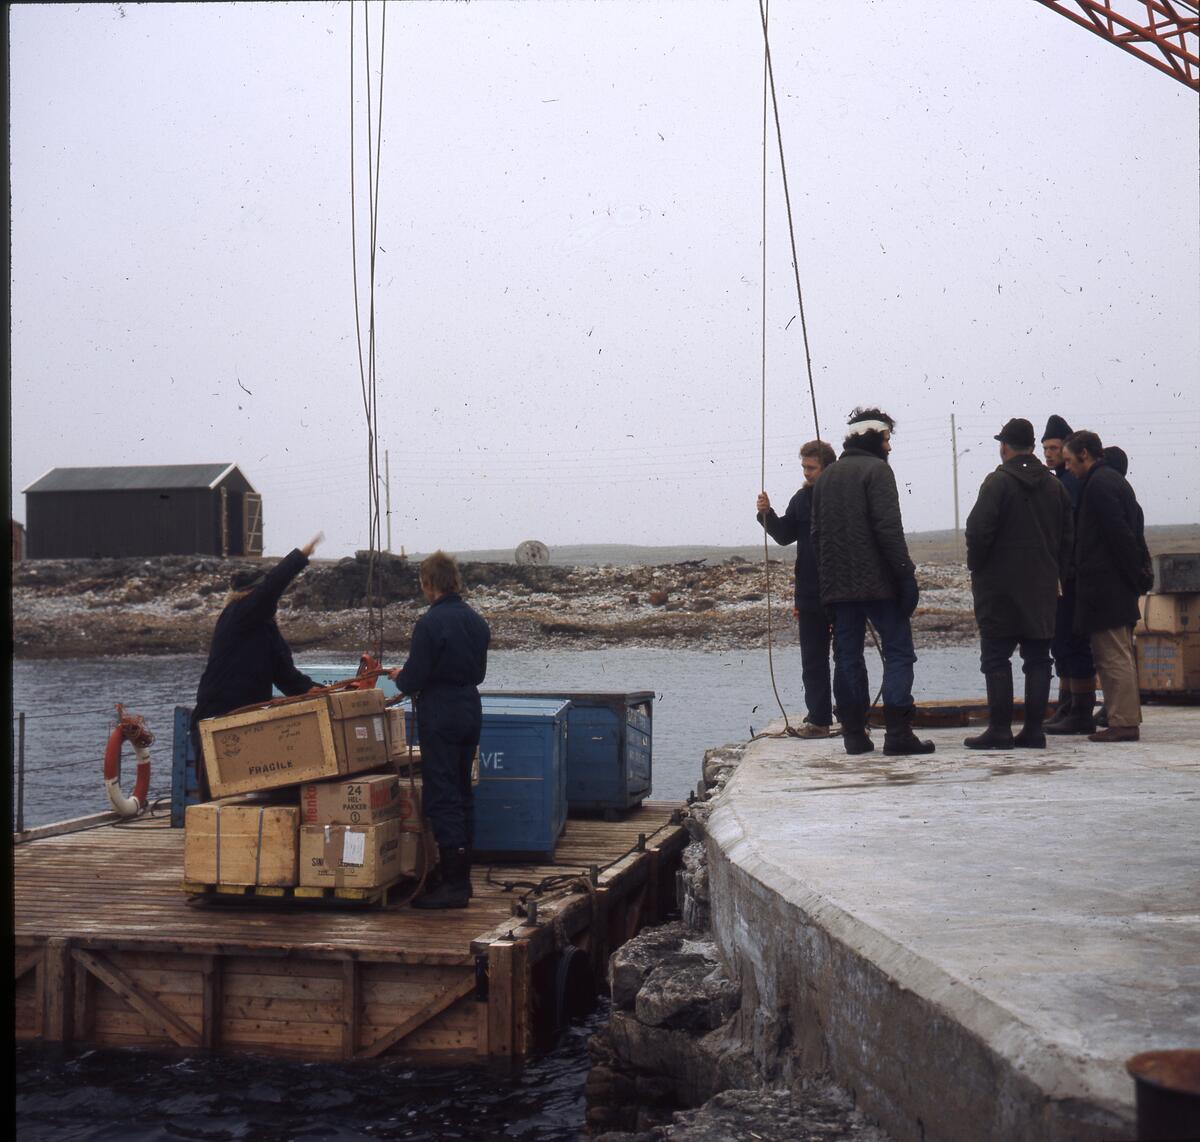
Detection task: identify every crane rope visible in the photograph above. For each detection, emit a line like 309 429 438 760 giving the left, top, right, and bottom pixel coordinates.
756 0 823 737
349 0 388 662
754 0 887 736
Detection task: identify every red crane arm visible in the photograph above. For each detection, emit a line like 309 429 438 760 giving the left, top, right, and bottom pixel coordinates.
1032 0 1199 90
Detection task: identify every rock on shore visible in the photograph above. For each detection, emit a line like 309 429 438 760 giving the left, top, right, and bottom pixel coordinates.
11 552 975 659
584 743 892 1141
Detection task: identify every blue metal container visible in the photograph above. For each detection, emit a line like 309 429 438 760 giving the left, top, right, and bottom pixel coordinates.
171 705 202 827
484 691 653 816
389 692 570 858
474 696 570 859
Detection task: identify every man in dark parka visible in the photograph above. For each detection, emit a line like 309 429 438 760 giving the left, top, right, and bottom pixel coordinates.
964 419 1072 749
1064 431 1150 742
191 533 324 796
755 439 838 736
812 407 932 757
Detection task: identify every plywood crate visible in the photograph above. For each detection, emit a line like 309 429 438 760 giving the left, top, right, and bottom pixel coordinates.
184 797 300 887
1138 593 1200 635
199 689 389 798
1137 632 1200 692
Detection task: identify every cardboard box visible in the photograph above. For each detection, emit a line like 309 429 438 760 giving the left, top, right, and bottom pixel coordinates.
200 689 389 798
184 797 300 887
1137 633 1200 692
328 689 390 772
385 706 408 760
1138 593 1200 635
301 773 403 826
299 817 422 888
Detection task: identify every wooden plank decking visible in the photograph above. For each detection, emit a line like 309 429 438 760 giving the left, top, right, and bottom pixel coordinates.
14 802 687 1063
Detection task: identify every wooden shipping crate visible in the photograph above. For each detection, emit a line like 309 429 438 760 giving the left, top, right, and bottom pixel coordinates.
184 798 300 887
1138 593 1200 635
1137 633 1200 692
299 817 423 889
199 689 389 798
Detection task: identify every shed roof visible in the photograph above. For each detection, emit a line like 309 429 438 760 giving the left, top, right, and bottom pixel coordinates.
23 463 250 494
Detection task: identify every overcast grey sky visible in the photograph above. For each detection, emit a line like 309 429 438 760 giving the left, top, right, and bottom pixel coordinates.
10 1 1199 558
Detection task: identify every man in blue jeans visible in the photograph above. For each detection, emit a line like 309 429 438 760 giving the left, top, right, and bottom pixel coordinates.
755 439 838 737
812 408 934 756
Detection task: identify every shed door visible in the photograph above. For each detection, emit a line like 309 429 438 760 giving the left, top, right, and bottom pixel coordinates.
244 493 263 556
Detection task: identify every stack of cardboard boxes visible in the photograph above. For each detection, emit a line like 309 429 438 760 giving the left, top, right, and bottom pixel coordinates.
1136 554 1200 697
184 689 430 893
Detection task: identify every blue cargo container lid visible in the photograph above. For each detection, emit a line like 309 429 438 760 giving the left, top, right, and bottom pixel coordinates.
481 696 571 720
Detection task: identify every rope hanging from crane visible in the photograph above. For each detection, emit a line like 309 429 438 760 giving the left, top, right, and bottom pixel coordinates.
350 0 389 662
756 0 825 737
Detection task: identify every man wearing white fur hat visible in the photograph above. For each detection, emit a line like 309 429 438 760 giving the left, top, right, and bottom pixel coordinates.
812 407 934 758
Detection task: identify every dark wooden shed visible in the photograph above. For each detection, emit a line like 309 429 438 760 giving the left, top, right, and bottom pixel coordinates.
23 464 263 559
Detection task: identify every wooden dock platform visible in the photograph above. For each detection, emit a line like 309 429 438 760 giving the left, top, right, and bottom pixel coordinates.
14 802 687 1063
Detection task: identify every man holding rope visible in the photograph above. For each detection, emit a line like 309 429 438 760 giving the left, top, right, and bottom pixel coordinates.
756 439 838 737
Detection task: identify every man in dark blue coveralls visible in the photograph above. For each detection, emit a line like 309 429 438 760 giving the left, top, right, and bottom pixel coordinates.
389 551 490 910
191 532 325 797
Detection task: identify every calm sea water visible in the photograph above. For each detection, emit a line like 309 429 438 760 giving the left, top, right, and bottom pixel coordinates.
11 644 982 1140
10 645 985 830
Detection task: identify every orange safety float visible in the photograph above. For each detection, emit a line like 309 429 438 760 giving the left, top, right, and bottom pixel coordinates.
104 703 153 817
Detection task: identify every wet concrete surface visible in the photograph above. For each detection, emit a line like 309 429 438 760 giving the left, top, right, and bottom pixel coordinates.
705 705 1200 1142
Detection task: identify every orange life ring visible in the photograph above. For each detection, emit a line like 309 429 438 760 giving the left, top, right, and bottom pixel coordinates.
104 706 152 817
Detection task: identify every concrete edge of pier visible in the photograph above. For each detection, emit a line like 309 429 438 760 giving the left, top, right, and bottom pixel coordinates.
703 708 1200 1142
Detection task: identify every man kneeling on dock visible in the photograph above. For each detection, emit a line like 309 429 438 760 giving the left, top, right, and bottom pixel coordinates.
964 419 1072 749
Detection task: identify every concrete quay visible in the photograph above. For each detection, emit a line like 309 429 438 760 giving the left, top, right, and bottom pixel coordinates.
704 706 1200 1142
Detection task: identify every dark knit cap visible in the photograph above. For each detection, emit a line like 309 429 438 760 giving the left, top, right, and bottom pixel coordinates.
995 418 1035 449
230 566 267 591
1103 445 1129 477
1041 414 1072 442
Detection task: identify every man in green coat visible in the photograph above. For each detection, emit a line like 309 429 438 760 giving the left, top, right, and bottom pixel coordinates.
964 419 1073 749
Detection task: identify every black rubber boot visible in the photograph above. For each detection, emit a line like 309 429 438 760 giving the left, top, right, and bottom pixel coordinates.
413 846 471 910
1045 683 1095 735
840 705 874 755
965 672 1014 749
1043 682 1072 730
1014 663 1052 748
883 705 936 756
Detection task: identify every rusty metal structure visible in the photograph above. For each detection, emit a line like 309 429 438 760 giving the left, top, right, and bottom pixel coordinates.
1034 0 1200 89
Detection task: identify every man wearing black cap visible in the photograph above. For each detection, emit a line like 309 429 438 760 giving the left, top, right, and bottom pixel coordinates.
964 420 1073 749
190 533 325 791
1041 414 1097 734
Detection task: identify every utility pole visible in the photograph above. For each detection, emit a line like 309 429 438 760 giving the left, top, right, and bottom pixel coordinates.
385 449 392 553
951 414 961 560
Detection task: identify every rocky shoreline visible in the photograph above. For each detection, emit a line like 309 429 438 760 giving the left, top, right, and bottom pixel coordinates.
583 743 891 1141
11 552 976 659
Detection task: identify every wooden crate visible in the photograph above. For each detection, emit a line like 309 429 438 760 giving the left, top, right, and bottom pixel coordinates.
199 691 389 798
183 800 299 887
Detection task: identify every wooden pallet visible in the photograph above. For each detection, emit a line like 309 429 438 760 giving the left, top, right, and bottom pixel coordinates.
181 876 423 907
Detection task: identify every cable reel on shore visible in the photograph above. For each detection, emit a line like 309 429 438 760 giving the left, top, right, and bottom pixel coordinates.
103 704 153 817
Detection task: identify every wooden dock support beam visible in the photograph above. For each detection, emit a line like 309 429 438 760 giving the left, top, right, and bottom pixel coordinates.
342 959 360 1060
201 955 222 1051
44 938 73 1043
